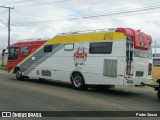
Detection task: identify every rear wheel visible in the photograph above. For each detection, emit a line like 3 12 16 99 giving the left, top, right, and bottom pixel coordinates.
16 70 23 80
71 73 86 90
157 89 160 101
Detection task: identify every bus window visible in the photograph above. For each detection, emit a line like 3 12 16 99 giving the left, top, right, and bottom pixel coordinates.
8 47 19 60
21 46 29 56
44 45 53 52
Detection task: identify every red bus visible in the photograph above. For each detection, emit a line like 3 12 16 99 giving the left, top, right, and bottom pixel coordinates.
7 39 47 77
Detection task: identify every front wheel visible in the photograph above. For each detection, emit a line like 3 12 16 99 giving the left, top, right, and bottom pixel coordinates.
71 73 86 90
16 70 23 80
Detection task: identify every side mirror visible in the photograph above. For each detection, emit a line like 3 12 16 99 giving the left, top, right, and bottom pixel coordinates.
2 49 6 56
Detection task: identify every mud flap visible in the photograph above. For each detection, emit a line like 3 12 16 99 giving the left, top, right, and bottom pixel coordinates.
155 79 160 101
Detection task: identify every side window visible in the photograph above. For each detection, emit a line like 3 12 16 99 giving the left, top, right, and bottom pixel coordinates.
89 42 112 54
44 45 53 52
64 44 74 51
21 46 29 56
8 47 19 60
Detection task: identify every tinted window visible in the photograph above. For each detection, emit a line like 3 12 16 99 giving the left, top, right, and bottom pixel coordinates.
89 42 112 54
21 46 29 56
44 45 53 52
8 47 19 60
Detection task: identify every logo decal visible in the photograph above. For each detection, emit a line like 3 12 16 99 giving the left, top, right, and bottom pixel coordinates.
139 34 146 47
74 46 87 67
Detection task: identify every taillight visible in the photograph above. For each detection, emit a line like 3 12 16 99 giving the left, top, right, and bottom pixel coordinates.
148 63 152 75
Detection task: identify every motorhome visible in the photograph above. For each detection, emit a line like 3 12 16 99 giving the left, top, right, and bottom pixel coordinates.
8 28 153 90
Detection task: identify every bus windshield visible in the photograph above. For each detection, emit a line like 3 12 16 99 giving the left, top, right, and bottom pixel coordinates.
8 47 19 60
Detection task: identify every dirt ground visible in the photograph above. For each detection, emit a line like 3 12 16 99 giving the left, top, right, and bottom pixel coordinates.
152 66 160 85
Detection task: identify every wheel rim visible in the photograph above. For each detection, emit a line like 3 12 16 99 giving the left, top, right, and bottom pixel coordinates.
16 71 21 79
73 76 82 87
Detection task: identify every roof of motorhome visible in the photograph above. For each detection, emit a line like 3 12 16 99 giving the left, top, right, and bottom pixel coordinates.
46 31 125 45
10 40 47 47
46 27 152 45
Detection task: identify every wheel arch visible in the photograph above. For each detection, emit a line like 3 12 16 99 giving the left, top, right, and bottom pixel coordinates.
14 67 20 74
70 71 87 90
70 71 84 82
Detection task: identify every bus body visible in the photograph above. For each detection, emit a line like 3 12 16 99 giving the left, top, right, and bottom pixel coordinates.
7 28 153 90
7 39 47 74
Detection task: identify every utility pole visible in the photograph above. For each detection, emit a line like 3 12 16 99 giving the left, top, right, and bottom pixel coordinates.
0 6 14 49
155 39 157 54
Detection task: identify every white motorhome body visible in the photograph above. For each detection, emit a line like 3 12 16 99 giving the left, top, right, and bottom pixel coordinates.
29 39 126 85
9 28 153 90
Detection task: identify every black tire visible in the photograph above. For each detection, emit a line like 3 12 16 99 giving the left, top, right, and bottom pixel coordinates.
16 70 23 80
157 90 160 101
71 73 86 90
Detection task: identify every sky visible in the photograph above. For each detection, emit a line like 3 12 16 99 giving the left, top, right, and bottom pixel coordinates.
0 0 160 53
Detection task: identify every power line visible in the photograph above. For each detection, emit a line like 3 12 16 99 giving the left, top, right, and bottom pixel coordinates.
11 1 160 21
0 26 7 30
0 18 8 27
79 5 160 19
11 10 160 27
1 0 34 5
12 4 160 25
13 0 157 9
0 6 14 49
0 10 8 15
9 0 34 4
11 14 160 27
14 0 70 7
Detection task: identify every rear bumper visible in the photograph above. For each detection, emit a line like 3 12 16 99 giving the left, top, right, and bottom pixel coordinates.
124 77 152 85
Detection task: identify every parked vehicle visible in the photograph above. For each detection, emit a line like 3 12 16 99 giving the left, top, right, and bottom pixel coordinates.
7 28 160 100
